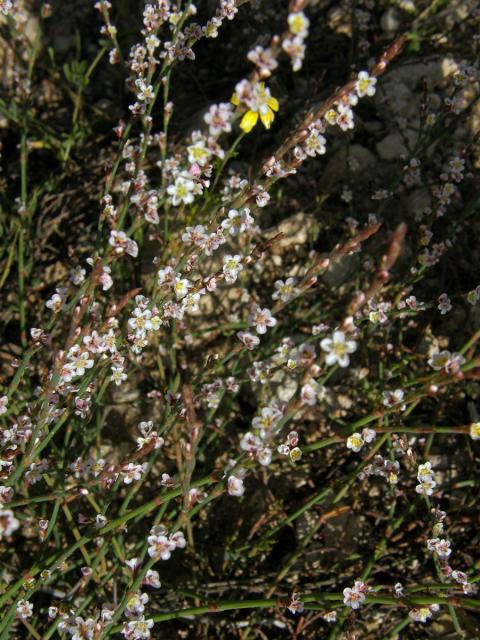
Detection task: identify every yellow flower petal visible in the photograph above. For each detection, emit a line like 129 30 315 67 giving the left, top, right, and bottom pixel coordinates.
231 93 240 106
260 107 274 129
267 96 279 111
240 110 259 133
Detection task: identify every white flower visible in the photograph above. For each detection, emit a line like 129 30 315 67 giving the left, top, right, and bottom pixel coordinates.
321 330 357 367
257 447 272 466
355 71 377 98
362 427 376 443
221 207 254 235
428 350 451 370
147 534 176 561
70 266 86 285
203 102 233 136
237 331 260 350
343 586 365 609
247 45 278 73
248 305 277 335
122 617 154 639
409 606 434 623
383 389 406 411
125 592 149 618
252 406 282 436
227 475 245 496
272 278 299 303
415 479 436 496
69 351 94 377
135 78 154 102
46 292 64 312
304 129 326 156
16 599 33 620
187 136 210 167
174 277 192 300
167 176 195 206
288 11 310 38
0 395 8 416
144 569 161 589
282 36 306 72
347 433 364 452
427 538 451 558
223 254 243 284
111 367 127 386
300 381 325 406
417 461 434 480
109 230 138 257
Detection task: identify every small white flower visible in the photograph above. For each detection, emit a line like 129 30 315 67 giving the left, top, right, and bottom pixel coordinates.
415 479 436 496
16 599 33 620
167 176 195 206
174 277 192 300
383 389 406 411
347 433 364 452
109 230 138 257
70 266 86 285
343 586 365 609
237 331 260 350
409 606 434 623
288 11 310 38
223 254 243 284
248 305 277 335
227 475 245 497
355 71 377 98
0 395 8 416
272 278 299 303
46 292 64 313
321 330 357 367
147 534 176 561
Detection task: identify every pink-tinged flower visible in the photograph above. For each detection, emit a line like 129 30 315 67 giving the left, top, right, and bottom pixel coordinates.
109 230 138 257
323 611 337 622
409 606 435 623
147 534 176 561
343 586 365 609
0 510 20 539
143 569 161 589
203 102 233 136
287 592 304 614
0 395 8 416
227 475 245 497
237 331 260 350
170 531 187 549
437 293 452 314
248 305 277 335
427 538 452 559
247 45 278 74
321 331 357 367
121 617 154 639
382 389 406 411
415 479 436 496
16 599 33 620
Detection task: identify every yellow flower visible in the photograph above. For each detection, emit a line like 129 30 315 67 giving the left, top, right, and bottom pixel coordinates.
231 82 279 133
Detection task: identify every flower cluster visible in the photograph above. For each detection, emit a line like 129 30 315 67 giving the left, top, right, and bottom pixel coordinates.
343 580 370 609
147 525 186 561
